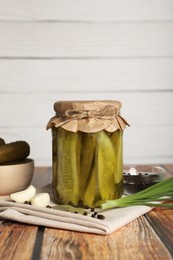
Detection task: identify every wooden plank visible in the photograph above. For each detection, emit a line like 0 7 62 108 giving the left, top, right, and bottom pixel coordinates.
0 59 173 92
0 125 172 166
0 89 172 166
0 92 172 126
32 226 45 260
163 164 173 176
40 217 172 260
145 207 173 256
124 126 173 164
0 22 172 57
0 0 172 22
0 222 38 260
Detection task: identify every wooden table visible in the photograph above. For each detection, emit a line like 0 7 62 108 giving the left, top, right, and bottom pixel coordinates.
0 165 173 260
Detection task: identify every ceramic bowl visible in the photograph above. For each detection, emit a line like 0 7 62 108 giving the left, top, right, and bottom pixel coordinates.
0 158 34 196
123 165 166 195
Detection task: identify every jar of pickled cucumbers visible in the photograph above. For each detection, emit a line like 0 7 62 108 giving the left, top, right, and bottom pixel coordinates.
47 100 129 207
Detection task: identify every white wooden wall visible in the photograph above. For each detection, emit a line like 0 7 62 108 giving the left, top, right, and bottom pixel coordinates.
0 0 173 166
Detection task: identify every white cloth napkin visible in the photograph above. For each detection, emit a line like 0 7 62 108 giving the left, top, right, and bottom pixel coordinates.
0 184 152 235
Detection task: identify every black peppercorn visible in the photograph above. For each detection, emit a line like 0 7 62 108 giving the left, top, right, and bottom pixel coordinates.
97 214 105 220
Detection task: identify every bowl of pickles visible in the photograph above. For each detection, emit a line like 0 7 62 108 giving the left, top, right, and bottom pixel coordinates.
0 138 34 195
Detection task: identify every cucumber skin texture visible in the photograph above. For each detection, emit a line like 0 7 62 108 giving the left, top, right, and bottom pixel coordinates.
80 133 96 198
52 128 124 207
83 165 98 207
0 138 5 145
96 131 117 201
0 141 30 164
54 128 81 206
110 130 123 184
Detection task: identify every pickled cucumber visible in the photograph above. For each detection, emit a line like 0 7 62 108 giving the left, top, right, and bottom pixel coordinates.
0 141 30 164
96 131 116 200
55 128 81 205
52 128 59 202
80 133 96 196
110 130 123 184
83 164 98 207
52 129 124 207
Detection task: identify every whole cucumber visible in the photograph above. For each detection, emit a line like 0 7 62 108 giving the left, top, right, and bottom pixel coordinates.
0 141 30 164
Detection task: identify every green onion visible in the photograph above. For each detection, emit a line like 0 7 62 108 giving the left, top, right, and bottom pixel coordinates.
101 177 173 210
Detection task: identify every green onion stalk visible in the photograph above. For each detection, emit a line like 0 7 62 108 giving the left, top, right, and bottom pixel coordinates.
101 177 173 210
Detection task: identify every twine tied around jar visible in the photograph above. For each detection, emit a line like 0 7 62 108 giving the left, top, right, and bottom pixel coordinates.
47 100 129 133
63 105 118 120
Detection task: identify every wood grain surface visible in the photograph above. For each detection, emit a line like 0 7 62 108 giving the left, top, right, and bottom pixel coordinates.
39 217 172 260
145 164 173 256
0 221 37 260
1 90 173 166
0 0 172 22
0 22 172 58
1 59 172 92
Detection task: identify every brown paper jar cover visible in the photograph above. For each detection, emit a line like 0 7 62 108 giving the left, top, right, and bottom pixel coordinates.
47 100 129 133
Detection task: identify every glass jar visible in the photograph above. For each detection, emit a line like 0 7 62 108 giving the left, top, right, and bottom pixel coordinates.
47 100 129 207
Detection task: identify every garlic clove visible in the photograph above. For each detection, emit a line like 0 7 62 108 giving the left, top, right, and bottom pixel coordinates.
31 193 50 207
10 185 36 203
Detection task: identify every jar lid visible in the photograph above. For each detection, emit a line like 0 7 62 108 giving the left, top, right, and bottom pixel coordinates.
47 100 129 133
